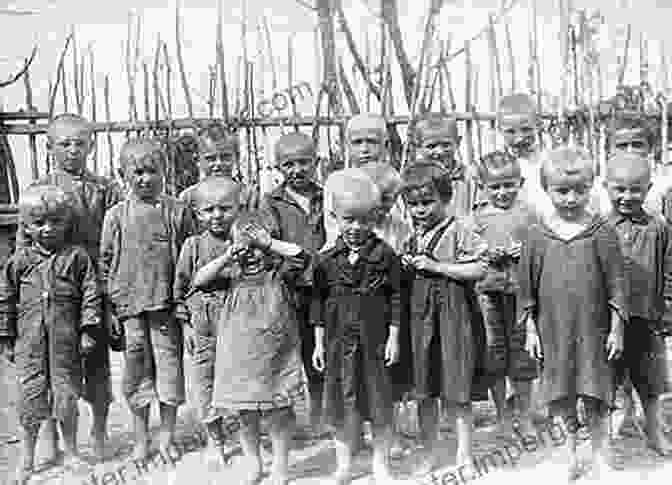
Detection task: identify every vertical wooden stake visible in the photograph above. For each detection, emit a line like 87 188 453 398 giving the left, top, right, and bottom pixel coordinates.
104 75 115 177
90 50 98 173
23 68 39 180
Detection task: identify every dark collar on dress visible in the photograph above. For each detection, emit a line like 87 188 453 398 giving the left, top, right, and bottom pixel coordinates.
325 235 385 263
270 182 323 207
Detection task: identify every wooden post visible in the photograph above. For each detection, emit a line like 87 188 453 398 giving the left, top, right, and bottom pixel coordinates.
126 12 138 122
216 0 229 121
72 25 82 115
175 0 194 119
60 63 68 112
504 15 515 94
464 41 474 171
104 75 114 177
23 68 39 180
90 50 98 173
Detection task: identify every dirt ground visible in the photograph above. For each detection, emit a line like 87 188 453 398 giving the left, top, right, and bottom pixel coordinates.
2 353 672 485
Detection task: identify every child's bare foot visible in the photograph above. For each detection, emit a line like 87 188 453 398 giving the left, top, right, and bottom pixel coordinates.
567 459 581 482
132 439 150 462
586 453 613 481
647 431 672 456
331 469 352 485
12 465 33 485
241 456 263 485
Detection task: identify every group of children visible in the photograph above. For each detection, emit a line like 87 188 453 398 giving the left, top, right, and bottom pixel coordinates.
2 91 672 485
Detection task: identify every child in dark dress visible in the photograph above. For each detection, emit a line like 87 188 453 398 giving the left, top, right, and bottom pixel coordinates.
312 169 401 484
400 161 486 474
603 152 672 455
0 185 102 484
519 147 627 480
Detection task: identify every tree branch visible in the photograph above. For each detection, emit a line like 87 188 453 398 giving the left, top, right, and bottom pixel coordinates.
381 0 414 108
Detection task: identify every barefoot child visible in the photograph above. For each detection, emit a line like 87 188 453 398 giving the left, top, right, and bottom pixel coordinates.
473 151 539 435
174 177 242 464
100 138 195 460
520 147 627 480
400 161 486 473
0 185 103 484
603 152 672 455
17 113 122 460
312 169 401 484
196 213 310 485
413 113 472 217
260 133 326 439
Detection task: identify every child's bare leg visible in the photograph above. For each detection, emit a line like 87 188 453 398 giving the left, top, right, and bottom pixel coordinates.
158 402 177 449
371 424 393 483
389 402 406 459
130 406 150 461
332 428 353 485
511 379 535 434
40 418 60 464
91 402 109 460
584 397 612 479
417 397 440 471
490 379 508 425
239 411 263 485
268 408 294 485
611 381 634 438
59 412 79 461
14 424 39 485
643 397 672 455
453 403 474 468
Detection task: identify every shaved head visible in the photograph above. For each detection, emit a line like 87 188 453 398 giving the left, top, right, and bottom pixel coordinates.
605 152 651 183
327 168 381 216
539 147 594 188
346 113 388 141
497 93 537 127
274 132 315 164
195 176 242 209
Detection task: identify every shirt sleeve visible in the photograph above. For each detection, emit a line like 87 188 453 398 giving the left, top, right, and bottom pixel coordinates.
173 236 197 324
454 217 484 263
516 226 540 327
177 203 198 251
321 185 339 251
99 207 119 294
0 254 18 339
662 224 672 324
76 248 103 331
310 258 328 327
386 252 402 328
596 223 629 325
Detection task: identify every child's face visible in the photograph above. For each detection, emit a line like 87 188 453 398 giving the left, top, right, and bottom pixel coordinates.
24 211 69 251
545 172 593 221
125 156 163 202
416 133 458 170
348 130 386 167
500 117 536 158
198 195 240 238
333 201 377 248
604 165 651 216
481 167 523 210
277 155 316 193
404 184 445 231
48 122 92 175
201 147 237 178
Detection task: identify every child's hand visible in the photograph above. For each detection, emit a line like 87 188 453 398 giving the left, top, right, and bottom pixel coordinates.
384 335 399 367
524 317 542 360
0 338 14 363
312 345 325 373
408 255 436 273
183 324 195 357
509 241 522 260
606 328 624 361
80 331 96 355
246 224 272 249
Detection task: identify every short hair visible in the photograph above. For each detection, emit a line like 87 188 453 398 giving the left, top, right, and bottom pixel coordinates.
497 93 537 127
400 161 453 202
194 176 242 209
605 151 651 180
476 150 521 181
539 146 594 189
46 113 92 141
119 138 166 173
412 113 459 145
274 132 315 164
19 185 73 225
359 162 402 195
197 123 240 155
326 168 381 214
346 113 388 141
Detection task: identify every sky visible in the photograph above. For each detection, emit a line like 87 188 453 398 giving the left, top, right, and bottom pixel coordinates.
0 0 671 187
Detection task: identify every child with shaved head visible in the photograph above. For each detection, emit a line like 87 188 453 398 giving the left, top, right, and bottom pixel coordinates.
519 147 627 480
312 169 401 484
1 185 102 484
603 152 672 455
260 132 327 440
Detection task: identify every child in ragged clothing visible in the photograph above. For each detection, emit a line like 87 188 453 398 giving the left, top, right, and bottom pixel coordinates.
312 169 402 484
173 177 242 465
195 212 311 485
400 161 487 474
473 151 539 435
0 185 103 485
100 138 196 460
603 152 672 455
520 147 627 481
